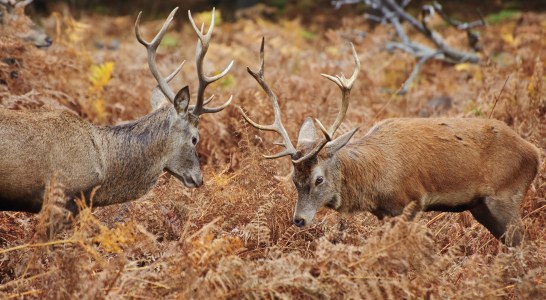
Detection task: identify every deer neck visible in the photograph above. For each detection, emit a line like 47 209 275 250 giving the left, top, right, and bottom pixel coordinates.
335 141 385 214
94 105 175 204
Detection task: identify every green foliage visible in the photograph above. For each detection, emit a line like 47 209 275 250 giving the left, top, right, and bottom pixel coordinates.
266 0 289 9
485 9 520 24
160 33 178 48
218 73 236 89
301 29 316 41
92 5 110 14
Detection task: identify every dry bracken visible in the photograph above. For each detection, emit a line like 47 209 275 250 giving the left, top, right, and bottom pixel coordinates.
0 6 545 300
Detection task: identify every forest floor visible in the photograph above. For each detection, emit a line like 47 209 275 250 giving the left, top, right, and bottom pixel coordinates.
0 5 545 299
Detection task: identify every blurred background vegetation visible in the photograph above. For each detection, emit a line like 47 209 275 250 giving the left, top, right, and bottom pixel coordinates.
29 0 546 21
1 0 545 298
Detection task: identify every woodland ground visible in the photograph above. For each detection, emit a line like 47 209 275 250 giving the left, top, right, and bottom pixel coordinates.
0 5 545 299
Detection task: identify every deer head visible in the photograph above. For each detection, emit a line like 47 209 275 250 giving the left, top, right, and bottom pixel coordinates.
135 7 233 188
238 38 360 227
0 0 52 48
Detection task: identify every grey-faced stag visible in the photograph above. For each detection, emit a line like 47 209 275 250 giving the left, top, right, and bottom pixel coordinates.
0 7 233 214
0 0 52 48
239 38 541 247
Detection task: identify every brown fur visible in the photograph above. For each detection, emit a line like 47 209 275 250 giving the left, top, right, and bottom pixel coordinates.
0 100 202 213
293 117 540 246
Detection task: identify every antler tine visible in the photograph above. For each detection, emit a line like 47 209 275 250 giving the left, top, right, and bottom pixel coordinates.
292 139 329 164
314 118 332 141
238 37 297 160
293 43 360 164
135 8 177 49
319 42 360 137
188 95 213 112
203 94 215 106
264 149 298 160
135 7 183 103
165 60 185 82
150 60 184 103
188 8 234 116
188 7 215 43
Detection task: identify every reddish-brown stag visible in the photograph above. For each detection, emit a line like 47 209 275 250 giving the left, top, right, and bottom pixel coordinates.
239 38 540 247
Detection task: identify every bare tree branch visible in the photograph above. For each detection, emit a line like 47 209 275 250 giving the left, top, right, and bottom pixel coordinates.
432 1 485 51
332 0 485 94
399 50 441 95
432 1 486 31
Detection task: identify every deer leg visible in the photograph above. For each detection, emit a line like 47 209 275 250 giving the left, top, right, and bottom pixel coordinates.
470 195 523 247
65 198 79 216
403 201 421 221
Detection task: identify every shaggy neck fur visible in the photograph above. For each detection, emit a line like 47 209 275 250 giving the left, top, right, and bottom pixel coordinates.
93 105 175 205
334 139 387 215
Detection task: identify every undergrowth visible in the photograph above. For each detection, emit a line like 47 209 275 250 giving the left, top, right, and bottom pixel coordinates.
0 7 545 300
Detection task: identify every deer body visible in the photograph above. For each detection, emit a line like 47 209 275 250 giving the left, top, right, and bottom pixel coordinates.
0 104 198 213
328 118 540 227
293 117 540 247
240 39 540 246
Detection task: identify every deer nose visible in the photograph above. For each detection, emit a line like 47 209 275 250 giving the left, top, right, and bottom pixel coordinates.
293 217 305 228
45 37 53 47
194 175 203 187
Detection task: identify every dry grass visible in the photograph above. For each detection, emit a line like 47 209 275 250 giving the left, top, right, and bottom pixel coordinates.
0 7 545 299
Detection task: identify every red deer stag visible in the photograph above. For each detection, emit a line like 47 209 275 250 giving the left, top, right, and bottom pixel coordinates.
0 0 52 48
238 38 540 247
0 7 233 213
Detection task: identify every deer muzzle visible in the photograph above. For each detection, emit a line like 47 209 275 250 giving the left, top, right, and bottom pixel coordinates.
293 200 318 228
183 173 203 188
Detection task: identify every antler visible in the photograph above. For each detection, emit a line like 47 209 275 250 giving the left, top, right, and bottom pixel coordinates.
293 43 360 163
237 37 298 160
135 7 185 104
188 8 234 116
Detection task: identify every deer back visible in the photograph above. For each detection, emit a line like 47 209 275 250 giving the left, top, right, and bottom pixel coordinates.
317 118 541 218
0 109 103 211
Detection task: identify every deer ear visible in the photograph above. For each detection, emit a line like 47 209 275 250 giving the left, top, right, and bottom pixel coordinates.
297 117 317 150
150 86 170 110
326 127 359 156
174 86 190 114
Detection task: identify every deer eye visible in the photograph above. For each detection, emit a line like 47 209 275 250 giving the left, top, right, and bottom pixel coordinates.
192 137 198 145
315 176 324 185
